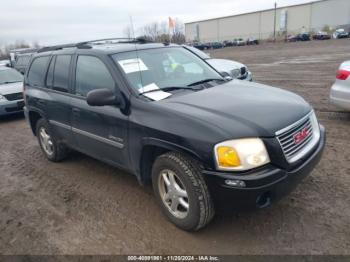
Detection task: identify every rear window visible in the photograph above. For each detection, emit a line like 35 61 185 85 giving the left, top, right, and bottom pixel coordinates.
16 55 31 66
46 56 55 88
27 56 50 87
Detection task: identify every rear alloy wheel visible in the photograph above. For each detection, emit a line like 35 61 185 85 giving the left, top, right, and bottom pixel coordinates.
39 126 54 157
152 152 215 231
36 118 68 162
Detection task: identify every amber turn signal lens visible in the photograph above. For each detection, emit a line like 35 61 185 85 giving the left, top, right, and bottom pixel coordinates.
216 146 241 167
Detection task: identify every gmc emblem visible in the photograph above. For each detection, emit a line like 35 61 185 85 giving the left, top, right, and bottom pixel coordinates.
294 128 310 145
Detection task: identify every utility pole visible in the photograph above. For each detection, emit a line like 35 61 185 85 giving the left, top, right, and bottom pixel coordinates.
273 2 277 42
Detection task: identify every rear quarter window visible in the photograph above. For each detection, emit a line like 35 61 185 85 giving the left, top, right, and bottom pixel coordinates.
52 55 72 92
27 56 50 87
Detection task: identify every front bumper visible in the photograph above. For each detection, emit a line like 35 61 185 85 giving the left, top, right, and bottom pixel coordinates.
203 125 326 209
0 99 24 116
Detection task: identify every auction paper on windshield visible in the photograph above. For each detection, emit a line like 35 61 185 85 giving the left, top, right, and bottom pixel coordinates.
118 58 148 74
140 83 172 101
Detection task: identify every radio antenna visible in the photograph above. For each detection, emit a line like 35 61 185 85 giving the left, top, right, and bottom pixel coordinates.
129 15 144 93
129 15 136 39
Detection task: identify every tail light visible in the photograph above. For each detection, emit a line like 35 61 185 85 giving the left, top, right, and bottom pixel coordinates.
336 69 350 80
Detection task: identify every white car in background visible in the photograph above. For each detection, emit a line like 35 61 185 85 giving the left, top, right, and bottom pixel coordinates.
0 67 24 116
0 60 10 67
330 61 350 110
183 45 253 81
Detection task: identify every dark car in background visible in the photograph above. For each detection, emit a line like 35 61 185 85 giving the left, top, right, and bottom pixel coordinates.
313 31 331 40
208 42 224 49
193 42 211 50
223 40 234 47
24 38 325 231
288 33 311 42
246 38 259 45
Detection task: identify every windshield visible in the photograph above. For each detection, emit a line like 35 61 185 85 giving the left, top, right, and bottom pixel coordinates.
112 47 222 94
0 68 23 85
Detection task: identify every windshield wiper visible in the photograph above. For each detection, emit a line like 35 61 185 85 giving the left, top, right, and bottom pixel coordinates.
187 78 225 87
139 86 203 95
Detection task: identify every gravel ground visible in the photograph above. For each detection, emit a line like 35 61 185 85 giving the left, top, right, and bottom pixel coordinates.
0 39 349 255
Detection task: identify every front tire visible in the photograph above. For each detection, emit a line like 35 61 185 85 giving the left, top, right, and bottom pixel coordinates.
36 118 68 162
152 152 215 231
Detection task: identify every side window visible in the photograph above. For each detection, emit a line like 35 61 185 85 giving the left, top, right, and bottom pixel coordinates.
46 56 55 88
75 56 115 97
53 55 71 93
27 56 50 87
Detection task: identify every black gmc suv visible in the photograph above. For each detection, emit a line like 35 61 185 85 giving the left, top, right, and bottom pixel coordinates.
24 38 325 231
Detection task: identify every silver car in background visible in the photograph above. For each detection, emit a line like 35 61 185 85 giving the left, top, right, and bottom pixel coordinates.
183 45 253 81
330 61 350 111
0 67 24 116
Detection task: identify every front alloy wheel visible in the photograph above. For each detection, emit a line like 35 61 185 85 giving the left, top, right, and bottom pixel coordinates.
158 169 189 219
152 152 215 231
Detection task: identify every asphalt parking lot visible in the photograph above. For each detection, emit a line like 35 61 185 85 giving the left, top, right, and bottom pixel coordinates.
1 39 349 255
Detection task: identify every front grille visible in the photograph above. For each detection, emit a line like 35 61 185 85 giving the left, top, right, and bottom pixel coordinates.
276 112 320 163
240 67 247 76
4 92 23 101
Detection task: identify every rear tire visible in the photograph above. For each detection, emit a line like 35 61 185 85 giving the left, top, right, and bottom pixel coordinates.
36 118 68 162
152 152 215 231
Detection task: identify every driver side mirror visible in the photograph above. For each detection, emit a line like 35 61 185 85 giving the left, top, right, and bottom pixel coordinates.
86 88 122 107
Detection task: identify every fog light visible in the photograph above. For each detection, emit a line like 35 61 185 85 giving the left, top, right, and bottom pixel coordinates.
225 179 246 188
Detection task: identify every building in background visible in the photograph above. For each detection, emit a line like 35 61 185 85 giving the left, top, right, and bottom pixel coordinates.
185 0 350 42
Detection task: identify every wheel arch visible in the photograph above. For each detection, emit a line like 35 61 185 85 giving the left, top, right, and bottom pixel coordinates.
139 138 203 185
28 109 45 136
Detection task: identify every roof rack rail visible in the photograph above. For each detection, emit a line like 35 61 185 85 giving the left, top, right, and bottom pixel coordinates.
37 37 153 53
37 43 90 53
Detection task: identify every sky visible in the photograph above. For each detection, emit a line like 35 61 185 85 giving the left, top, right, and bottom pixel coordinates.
0 0 315 46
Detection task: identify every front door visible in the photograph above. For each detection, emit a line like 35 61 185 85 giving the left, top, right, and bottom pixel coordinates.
70 55 128 168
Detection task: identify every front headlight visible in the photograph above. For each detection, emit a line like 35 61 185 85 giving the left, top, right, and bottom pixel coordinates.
231 69 240 78
0 94 6 101
214 138 270 171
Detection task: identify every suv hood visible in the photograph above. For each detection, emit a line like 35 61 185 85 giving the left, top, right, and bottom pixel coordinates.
160 80 311 138
0 82 23 95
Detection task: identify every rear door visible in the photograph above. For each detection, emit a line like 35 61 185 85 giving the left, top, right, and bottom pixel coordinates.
26 55 51 116
70 54 128 167
45 54 74 145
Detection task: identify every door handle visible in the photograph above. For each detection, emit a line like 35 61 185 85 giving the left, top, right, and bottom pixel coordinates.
37 99 46 106
72 108 81 115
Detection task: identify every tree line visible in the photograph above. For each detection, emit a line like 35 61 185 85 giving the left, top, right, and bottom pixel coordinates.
0 19 186 60
0 40 39 60
124 18 186 44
